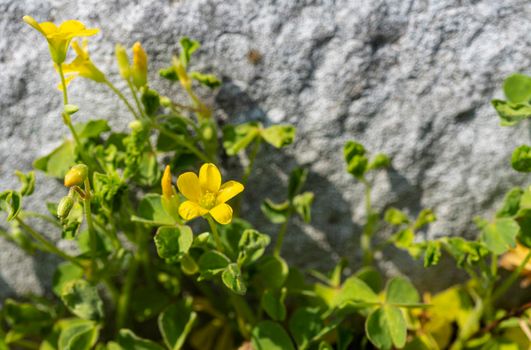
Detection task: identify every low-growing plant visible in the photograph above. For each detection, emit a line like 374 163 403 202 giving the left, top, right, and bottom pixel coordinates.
0 16 529 350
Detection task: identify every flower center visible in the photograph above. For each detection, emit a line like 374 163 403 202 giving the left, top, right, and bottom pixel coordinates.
200 191 217 209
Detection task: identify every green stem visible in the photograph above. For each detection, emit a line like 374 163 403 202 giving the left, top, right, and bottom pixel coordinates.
206 216 224 252
21 211 61 228
127 79 146 118
116 255 138 330
492 249 531 303
234 138 261 215
105 79 141 120
83 179 98 277
57 64 69 105
361 178 374 266
273 209 292 257
153 124 211 162
16 218 82 268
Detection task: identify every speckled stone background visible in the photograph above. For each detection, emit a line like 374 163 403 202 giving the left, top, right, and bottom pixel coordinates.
0 0 530 299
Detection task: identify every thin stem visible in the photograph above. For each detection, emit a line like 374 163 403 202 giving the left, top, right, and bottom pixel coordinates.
21 211 61 228
153 124 211 162
273 209 292 257
127 79 146 118
492 249 531 303
57 64 69 105
234 137 261 215
206 215 224 252
360 178 374 266
105 79 141 120
16 218 82 268
83 179 98 278
116 255 138 330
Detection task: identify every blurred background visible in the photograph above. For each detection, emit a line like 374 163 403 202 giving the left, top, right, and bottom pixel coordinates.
0 0 530 299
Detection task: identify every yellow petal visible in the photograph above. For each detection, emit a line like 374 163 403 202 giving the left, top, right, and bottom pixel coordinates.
57 74 76 91
179 201 208 221
216 181 244 205
22 16 45 35
161 165 173 198
199 163 221 193
209 203 233 225
177 172 201 201
39 22 59 36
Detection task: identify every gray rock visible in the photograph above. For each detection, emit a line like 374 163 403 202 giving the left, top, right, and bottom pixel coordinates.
0 0 530 298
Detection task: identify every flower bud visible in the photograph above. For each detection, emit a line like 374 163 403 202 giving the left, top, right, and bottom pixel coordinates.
160 96 172 107
57 196 74 219
64 164 88 187
115 44 130 79
131 42 148 88
128 120 143 132
161 165 173 199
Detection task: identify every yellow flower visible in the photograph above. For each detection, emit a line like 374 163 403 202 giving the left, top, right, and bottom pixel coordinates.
500 244 531 288
131 42 148 87
176 163 244 224
62 40 106 83
23 16 99 64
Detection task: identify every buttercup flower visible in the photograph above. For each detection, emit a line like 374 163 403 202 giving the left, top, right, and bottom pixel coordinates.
500 244 531 287
62 40 106 83
176 163 244 224
23 16 99 64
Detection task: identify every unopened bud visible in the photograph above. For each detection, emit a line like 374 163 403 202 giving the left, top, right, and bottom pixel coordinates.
161 165 173 199
160 96 172 107
64 164 88 187
57 196 74 219
128 120 143 131
115 44 130 79
132 42 148 88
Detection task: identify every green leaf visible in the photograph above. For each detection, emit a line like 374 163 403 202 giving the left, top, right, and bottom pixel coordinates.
261 199 290 224
333 276 380 308
237 229 270 266
60 202 83 239
58 319 99 350
260 289 286 321
385 277 419 306
158 299 197 350
344 141 368 178
198 250 230 279
131 286 171 322
222 122 260 156
289 308 323 350
366 306 407 350
60 279 104 321
511 145 531 172
391 228 415 249
222 263 247 295
414 209 436 229
131 194 175 226
0 191 22 221
384 208 409 225
481 218 520 254
34 140 76 178
52 262 84 297
355 266 383 293
491 100 531 126
190 71 221 89
218 218 254 260
159 66 178 81
368 153 391 171
179 37 200 68
141 88 161 116
15 171 35 196
154 226 193 261
503 73 531 104
251 321 295 350
114 329 165 350
288 167 308 200
260 125 296 149
3 299 55 333
74 119 110 139
497 188 524 218
255 255 289 290
424 241 441 267
293 192 314 223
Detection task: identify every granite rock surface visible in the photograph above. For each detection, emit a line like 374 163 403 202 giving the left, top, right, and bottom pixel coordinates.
0 0 530 297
